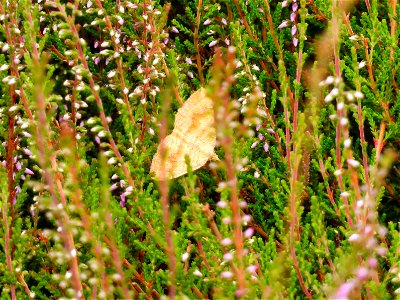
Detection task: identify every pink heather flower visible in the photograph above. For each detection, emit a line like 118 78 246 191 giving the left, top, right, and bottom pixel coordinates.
251 141 259 149
182 252 189 262
368 257 378 268
209 40 218 47
244 227 254 238
254 171 260 178
247 265 257 273
171 26 179 33
222 217 231 224
235 289 245 297
217 201 228 208
334 280 355 299
242 215 252 223
221 238 232 246
324 94 333 103
25 168 34 175
109 183 118 191
293 38 299 47
107 157 117 165
263 142 269 153
290 12 296 22
292 3 298 12
348 233 360 242
16 161 22 170
203 19 211 25
340 191 350 197
258 133 264 141
193 269 202 277
354 91 364 99
223 253 233 261
282 1 288 8
185 57 192 64
347 159 360 168
378 226 387 237
377 247 387 256
221 271 233 279
356 267 369 280
225 38 230 45
120 193 126 207
291 25 297 36
239 201 247 208
221 18 227 25
278 21 289 29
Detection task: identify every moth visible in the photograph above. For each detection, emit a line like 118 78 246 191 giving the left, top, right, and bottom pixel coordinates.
150 87 219 180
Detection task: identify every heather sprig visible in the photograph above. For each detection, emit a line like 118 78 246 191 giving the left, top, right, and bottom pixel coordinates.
1 0 400 299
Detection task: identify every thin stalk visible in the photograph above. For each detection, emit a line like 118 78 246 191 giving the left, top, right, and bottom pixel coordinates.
194 0 205 85
26 5 84 296
94 0 135 125
158 87 176 298
332 2 353 227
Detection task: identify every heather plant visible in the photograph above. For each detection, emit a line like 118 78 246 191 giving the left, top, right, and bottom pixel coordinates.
1 0 400 299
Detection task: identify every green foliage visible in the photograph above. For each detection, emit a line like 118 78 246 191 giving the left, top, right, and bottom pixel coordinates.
0 0 400 299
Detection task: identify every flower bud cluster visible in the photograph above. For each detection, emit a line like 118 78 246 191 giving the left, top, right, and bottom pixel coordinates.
278 0 299 47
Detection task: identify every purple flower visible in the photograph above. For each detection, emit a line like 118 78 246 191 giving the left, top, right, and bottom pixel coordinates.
109 183 118 191
263 142 269 153
334 280 355 299
247 265 257 273
356 267 369 280
244 227 254 238
25 168 34 175
221 271 233 278
290 12 296 22
278 20 289 29
291 25 297 36
209 40 218 47
293 38 299 47
24 148 33 156
292 3 298 12
120 193 126 207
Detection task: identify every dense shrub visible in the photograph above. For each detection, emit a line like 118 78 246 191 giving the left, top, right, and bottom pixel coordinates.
0 0 399 298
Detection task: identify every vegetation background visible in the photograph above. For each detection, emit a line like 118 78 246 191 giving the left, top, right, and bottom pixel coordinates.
0 0 400 298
